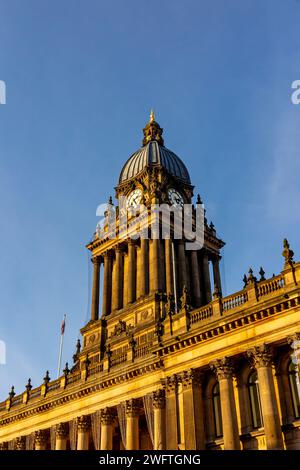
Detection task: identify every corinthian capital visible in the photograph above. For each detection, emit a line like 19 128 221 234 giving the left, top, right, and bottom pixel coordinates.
161 374 178 394
77 415 91 432
15 436 26 450
247 344 273 368
178 369 203 389
92 256 101 266
56 422 69 438
152 389 166 409
100 407 115 425
210 357 235 380
34 429 49 446
125 398 143 417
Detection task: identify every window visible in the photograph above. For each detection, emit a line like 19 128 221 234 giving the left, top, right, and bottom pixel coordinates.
212 383 223 437
288 361 300 419
248 371 263 429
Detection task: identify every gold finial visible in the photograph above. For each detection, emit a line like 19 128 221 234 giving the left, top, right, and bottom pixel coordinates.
142 109 164 146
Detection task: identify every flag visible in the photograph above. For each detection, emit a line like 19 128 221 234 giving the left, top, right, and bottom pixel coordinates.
61 317 66 335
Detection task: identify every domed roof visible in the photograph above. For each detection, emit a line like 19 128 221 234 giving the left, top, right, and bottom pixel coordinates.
119 141 191 184
119 112 191 185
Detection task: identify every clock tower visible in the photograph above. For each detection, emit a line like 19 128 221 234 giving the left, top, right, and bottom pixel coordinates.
1 113 298 452
82 112 225 367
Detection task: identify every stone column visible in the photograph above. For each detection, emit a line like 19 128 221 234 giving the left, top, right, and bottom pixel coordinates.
91 257 101 321
140 238 149 297
202 251 212 303
123 253 128 306
152 389 166 450
150 239 160 292
210 358 240 450
15 436 26 450
180 369 205 450
112 247 123 311
0 442 8 450
102 251 112 316
163 375 178 450
126 399 141 450
165 239 173 295
247 345 284 450
212 256 222 296
35 430 49 450
178 240 188 293
127 240 136 304
100 408 115 450
77 415 91 450
190 251 202 307
55 422 68 450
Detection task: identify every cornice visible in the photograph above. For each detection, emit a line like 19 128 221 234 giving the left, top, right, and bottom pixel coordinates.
0 359 164 427
152 294 300 357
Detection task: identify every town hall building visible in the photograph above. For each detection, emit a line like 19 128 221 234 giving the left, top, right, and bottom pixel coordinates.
0 114 300 450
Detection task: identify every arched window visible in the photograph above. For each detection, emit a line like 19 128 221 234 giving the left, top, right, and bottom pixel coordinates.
248 371 263 429
288 361 300 418
212 383 223 437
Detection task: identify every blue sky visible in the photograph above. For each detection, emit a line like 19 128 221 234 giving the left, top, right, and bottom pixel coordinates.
0 0 300 399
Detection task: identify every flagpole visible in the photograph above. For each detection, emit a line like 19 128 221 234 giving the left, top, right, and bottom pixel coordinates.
57 314 66 379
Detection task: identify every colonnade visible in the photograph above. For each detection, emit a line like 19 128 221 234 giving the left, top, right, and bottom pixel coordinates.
2 342 292 451
90 238 222 320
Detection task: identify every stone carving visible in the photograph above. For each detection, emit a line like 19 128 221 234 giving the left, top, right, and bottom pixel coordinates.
112 320 127 337
282 238 294 268
82 354 91 376
73 339 81 364
213 283 221 299
43 371 50 386
247 344 273 368
180 286 191 311
140 310 149 321
100 407 115 425
165 294 175 316
77 415 91 432
35 429 49 446
8 386 15 400
56 422 68 438
88 334 96 344
125 398 143 417
210 357 235 380
179 369 203 389
63 363 70 378
259 267 266 281
247 268 257 285
15 436 26 450
152 389 166 409
161 374 178 394
142 112 164 146
25 378 32 393
155 321 164 343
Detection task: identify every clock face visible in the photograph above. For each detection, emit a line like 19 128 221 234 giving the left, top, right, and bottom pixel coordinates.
126 188 142 209
168 188 184 207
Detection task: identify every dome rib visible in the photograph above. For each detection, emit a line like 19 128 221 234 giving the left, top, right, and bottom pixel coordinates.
119 141 191 185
